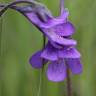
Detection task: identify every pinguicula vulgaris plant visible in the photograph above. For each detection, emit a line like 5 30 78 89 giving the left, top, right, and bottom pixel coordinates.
0 0 83 96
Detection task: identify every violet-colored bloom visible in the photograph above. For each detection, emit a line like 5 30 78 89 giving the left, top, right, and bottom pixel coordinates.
13 0 82 82
29 42 82 82
29 0 83 82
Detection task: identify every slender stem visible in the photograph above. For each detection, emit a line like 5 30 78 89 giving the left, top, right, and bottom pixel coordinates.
37 35 46 96
37 69 42 96
42 34 46 69
66 62 73 96
0 16 3 55
0 16 3 96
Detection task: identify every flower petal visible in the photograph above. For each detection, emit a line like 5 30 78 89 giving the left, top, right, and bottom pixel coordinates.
24 12 68 29
41 42 58 61
29 51 47 68
15 4 70 35
59 47 81 58
40 9 69 28
49 40 63 49
21 7 68 29
25 13 44 27
25 13 76 46
53 22 75 36
17 5 54 28
22 7 68 29
47 60 66 82
42 29 77 46
65 58 82 74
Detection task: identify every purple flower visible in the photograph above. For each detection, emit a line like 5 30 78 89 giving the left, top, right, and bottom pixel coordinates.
28 0 82 82
29 42 82 82
0 0 82 82
13 0 82 82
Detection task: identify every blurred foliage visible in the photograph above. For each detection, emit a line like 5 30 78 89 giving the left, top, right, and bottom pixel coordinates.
0 0 96 96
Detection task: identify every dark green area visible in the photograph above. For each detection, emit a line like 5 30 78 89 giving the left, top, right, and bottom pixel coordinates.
0 0 96 96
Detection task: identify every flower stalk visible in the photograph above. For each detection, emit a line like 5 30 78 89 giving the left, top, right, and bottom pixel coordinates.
0 16 2 55
66 60 73 96
37 35 46 96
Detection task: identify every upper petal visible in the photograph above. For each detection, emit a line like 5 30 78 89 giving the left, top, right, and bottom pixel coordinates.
41 42 58 61
29 51 47 68
20 6 69 29
23 10 69 29
65 58 83 74
53 22 75 36
40 9 69 29
47 60 66 82
58 47 81 58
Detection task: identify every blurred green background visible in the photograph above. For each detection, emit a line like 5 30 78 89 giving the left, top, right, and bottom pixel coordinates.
0 0 96 96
